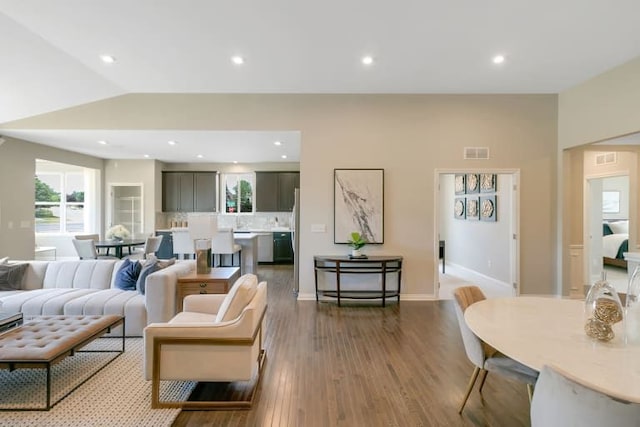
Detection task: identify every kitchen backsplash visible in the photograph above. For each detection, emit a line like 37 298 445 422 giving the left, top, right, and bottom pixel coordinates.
156 212 292 230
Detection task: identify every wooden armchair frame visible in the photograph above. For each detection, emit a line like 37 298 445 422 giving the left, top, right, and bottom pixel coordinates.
150 306 267 410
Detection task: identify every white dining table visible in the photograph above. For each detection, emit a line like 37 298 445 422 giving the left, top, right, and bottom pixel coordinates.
464 296 640 403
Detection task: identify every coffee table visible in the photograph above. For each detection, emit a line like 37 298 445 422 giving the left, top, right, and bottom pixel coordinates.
0 314 124 410
0 312 23 333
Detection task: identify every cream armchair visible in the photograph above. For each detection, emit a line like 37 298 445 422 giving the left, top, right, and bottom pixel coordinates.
143 274 267 409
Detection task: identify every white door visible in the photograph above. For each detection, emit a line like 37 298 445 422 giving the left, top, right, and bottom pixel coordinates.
109 184 143 236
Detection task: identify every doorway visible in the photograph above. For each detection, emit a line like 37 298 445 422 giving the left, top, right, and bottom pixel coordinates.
434 170 520 299
585 174 631 294
109 184 143 236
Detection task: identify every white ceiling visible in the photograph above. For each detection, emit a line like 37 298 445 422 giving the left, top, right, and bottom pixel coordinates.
2 0 640 162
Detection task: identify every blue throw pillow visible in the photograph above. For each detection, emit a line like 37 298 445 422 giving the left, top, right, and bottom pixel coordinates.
114 259 142 291
136 259 160 295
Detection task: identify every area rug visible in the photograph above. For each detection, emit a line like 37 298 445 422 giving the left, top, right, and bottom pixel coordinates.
0 338 196 427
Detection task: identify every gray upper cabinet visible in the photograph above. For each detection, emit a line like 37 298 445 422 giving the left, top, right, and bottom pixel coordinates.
194 172 217 212
162 171 216 212
256 171 300 212
255 172 279 212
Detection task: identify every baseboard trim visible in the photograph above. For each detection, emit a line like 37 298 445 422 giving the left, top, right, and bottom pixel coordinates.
446 262 512 289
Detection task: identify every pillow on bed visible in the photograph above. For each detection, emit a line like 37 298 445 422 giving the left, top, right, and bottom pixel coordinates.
603 223 613 236
609 221 629 234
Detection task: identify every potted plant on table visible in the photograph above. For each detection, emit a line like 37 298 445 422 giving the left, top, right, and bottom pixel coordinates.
347 231 367 258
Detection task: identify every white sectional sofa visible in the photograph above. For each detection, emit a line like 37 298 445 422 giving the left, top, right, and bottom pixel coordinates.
0 259 195 336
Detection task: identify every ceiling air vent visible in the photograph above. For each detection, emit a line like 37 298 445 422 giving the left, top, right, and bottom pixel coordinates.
595 152 617 166
464 147 490 160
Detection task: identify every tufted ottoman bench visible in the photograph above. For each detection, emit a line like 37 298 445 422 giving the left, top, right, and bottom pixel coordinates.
0 314 124 410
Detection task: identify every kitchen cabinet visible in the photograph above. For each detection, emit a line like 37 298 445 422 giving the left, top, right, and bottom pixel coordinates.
194 172 217 212
273 231 294 264
255 171 300 212
162 171 216 212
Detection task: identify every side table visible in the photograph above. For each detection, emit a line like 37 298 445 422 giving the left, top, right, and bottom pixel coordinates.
313 255 403 307
176 267 241 312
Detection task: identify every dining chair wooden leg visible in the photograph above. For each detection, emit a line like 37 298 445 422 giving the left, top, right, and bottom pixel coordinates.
459 366 481 414
477 369 489 394
527 383 534 402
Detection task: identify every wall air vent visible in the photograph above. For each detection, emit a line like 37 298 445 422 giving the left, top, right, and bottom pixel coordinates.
464 147 490 160
595 152 617 166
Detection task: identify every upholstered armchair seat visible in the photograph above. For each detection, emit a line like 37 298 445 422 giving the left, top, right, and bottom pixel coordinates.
143 274 267 409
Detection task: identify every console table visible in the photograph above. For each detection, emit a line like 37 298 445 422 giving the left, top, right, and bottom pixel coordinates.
313 255 403 307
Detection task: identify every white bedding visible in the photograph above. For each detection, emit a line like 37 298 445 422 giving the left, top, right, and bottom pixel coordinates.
603 233 628 259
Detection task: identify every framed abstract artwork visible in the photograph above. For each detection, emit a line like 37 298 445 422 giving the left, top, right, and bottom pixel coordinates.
334 169 384 244
455 174 466 195
480 173 497 193
479 195 497 221
454 197 466 219
466 197 479 220
466 173 480 194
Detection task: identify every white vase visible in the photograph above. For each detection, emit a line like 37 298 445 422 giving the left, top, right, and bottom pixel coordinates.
351 249 361 257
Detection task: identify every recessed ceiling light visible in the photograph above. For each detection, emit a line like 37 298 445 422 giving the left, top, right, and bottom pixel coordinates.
167 140 177 146
274 141 282 146
143 154 150 158
492 54 506 64
362 56 374 65
100 55 116 64
231 56 244 65
233 160 238 164
97 140 108 145
281 155 287 159
196 154 204 158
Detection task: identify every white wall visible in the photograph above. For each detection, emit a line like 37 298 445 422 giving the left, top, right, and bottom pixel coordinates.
440 173 513 284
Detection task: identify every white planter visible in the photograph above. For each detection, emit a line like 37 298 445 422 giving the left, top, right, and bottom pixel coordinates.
351 249 361 257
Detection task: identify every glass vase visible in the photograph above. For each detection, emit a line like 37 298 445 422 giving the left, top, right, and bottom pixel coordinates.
584 272 624 342
625 265 640 345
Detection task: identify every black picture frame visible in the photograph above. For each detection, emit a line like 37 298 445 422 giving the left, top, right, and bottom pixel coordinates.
466 173 480 194
480 173 497 193
479 195 497 221
455 174 466 195
454 197 466 219
466 197 479 220
334 168 384 244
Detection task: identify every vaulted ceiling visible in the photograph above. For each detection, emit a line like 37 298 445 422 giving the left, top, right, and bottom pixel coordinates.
2 0 640 161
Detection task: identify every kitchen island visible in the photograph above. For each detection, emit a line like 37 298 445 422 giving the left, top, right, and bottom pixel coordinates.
156 229 260 275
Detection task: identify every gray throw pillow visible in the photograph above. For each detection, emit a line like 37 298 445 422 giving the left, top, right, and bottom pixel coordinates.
0 263 28 291
136 256 176 295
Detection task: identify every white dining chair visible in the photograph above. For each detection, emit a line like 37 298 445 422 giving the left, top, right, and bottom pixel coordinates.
453 286 538 413
74 233 110 256
72 239 118 260
126 235 163 260
172 230 194 260
211 228 242 270
531 365 640 427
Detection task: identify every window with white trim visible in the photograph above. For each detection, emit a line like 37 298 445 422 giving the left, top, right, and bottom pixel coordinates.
35 161 87 233
222 173 254 213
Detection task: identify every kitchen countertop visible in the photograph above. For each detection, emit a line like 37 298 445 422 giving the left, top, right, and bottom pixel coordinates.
157 227 290 233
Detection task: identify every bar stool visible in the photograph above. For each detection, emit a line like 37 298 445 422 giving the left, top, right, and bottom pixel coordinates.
211 228 242 271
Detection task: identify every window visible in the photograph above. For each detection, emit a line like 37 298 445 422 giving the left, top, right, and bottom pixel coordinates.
222 173 254 213
35 161 87 233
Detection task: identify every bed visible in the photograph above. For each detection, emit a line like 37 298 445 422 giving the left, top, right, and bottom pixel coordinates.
603 220 629 268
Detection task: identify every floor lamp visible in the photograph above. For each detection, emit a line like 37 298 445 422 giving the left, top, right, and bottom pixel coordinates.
188 213 218 274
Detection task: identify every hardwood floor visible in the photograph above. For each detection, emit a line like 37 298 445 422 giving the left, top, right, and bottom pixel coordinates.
173 265 530 427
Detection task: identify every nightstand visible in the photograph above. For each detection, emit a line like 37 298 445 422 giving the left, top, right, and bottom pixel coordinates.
176 267 241 312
